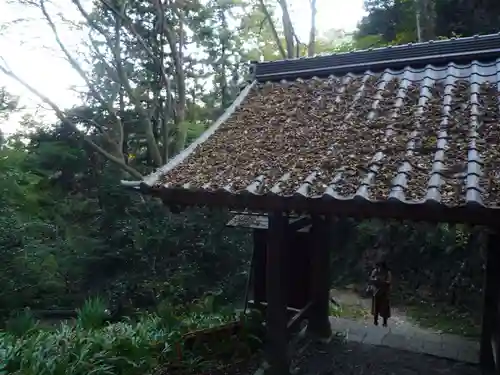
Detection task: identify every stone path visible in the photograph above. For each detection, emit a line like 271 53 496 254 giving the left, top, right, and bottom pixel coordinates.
329 288 479 364
330 317 479 363
331 288 437 334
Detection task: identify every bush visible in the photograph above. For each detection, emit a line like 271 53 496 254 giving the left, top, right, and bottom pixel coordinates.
5 308 38 337
0 309 241 375
76 297 109 330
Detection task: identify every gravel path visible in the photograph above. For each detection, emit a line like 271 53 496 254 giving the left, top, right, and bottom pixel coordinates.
330 288 436 335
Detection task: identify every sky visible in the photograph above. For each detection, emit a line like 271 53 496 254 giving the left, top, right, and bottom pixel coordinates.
0 0 366 134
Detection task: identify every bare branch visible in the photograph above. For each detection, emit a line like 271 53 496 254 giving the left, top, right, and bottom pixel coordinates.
39 0 114 115
257 0 286 59
70 112 108 134
0 63 143 179
109 4 163 166
97 0 170 89
93 0 178 123
74 0 164 166
86 34 120 83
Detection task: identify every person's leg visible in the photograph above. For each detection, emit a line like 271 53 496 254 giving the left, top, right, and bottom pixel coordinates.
381 295 389 327
372 295 379 325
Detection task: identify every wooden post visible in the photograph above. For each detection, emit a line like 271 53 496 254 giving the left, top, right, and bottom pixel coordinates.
252 229 267 307
306 215 333 340
265 212 290 375
480 228 500 372
287 231 311 311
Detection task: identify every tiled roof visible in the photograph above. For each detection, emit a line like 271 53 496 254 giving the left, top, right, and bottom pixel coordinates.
253 33 500 81
144 60 500 209
128 36 500 219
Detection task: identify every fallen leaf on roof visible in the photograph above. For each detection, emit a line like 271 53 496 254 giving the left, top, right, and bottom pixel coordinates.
159 71 500 208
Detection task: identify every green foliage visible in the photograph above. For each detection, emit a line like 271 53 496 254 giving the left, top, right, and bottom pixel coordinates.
0 86 19 121
357 0 500 44
0 121 252 314
405 303 480 337
76 297 109 330
5 308 38 338
329 301 369 321
186 121 207 145
0 297 259 375
0 315 202 375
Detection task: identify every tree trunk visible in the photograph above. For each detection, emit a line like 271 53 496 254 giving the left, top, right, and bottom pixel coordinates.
307 0 317 57
167 6 187 153
415 0 422 42
277 0 295 58
258 0 287 59
419 0 436 41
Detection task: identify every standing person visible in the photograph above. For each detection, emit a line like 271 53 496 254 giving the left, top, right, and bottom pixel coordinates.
369 261 392 327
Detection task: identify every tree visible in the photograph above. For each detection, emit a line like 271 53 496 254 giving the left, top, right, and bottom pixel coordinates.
357 0 500 44
2 0 289 179
276 0 296 58
417 0 436 41
307 0 317 57
0 86 19 121
244 0 347 61
0 87 19 149
356 0 417 44
257 0 287 59
1 0 209 179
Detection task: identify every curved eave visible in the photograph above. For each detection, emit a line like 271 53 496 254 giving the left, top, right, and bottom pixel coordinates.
120 80 258 189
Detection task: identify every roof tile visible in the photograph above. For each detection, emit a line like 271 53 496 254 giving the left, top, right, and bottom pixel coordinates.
151 60 500 209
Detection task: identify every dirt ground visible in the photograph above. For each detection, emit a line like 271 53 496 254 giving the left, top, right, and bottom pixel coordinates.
330 288 433 334
298 339 481 375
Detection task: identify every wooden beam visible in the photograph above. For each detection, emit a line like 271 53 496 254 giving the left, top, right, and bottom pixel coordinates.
151 184 500 226
287 301 313 331
226 213 311 231
480 228 500 373
288 217 312 232
248 300 302 314
306 215 333 340
265 212 290 375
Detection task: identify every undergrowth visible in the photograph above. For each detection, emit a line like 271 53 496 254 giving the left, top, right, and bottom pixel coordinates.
0 296 263 375
404 302 480 338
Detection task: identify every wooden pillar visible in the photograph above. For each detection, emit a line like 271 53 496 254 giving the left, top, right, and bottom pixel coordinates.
265 212 290 375
306 215 333 340
252 229 267 306
287 232 311 310
480 228 500 373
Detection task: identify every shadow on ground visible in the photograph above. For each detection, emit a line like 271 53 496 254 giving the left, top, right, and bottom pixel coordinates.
298 339 481 375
